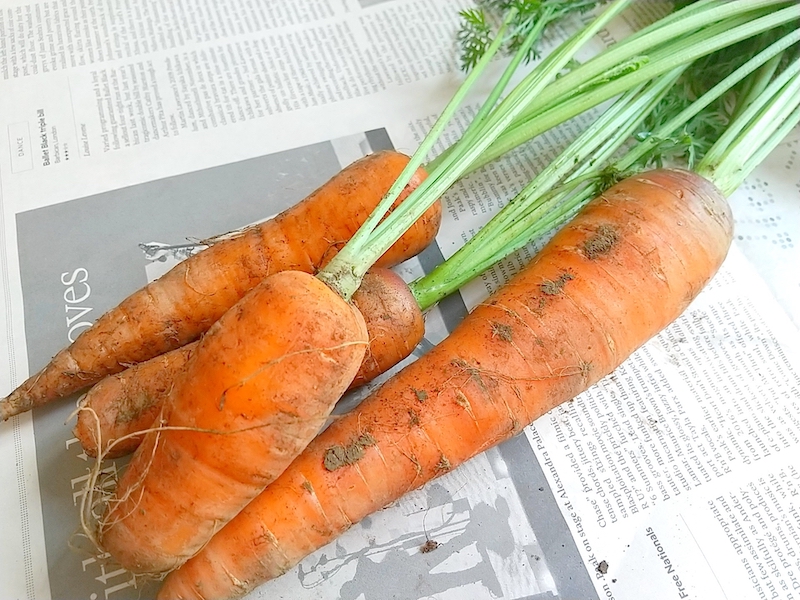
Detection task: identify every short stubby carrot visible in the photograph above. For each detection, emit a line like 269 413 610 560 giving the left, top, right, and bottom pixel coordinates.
348 267 424 388
96 270 368 575
1 151 439 420
158 168 733 599
74 268 425 459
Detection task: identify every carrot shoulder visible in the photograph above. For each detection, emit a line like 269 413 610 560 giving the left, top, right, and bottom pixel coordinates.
95 270 368 574
74 267 424 459
1 151 439 420
158 168 733 599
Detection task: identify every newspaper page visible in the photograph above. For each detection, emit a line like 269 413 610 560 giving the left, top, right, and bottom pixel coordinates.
1 0 799 599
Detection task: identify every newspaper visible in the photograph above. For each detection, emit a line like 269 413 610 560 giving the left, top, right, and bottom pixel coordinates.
1 0 799 599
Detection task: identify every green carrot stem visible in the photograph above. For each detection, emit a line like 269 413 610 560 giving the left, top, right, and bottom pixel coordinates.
410 70 681 311
422 5 562 173
518 0 792 123
436 1 797 178
699 56 800 172
323 11 515 276
478 3 800 173
317 0 632 301
734 104 800 189
729 51 784 123
699 56 800 195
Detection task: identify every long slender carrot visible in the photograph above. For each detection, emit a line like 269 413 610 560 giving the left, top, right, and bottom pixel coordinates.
0 150 438 421
157 168 733 599
93 270 369 574
74 268 424 459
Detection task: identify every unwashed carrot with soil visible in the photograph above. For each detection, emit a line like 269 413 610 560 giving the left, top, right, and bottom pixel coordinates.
74 268 424 459
0 150 439 421
94 0 798 580
93 270 369 574
157 167 734 599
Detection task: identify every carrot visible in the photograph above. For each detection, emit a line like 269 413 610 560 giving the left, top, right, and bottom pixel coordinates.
347 267 424 388
74 268 424 459
74 344 195 459
93 270 369 574
1 150 438 421
157 168 733 599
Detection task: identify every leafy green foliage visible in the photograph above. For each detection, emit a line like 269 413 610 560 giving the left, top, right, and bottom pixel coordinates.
594 164 634 195
632 93 729 170
457 9 495 71
632 26 800 169
457 0 604 70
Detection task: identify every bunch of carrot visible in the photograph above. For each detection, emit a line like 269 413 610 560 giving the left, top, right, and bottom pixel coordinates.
84 0 639 575
151 3 796 599
1 0 798 596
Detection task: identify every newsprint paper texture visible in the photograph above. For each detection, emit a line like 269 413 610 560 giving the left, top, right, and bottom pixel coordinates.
1 1 799 599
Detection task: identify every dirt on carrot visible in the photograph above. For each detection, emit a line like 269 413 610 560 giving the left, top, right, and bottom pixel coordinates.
582 223 619 258
323 432 377 472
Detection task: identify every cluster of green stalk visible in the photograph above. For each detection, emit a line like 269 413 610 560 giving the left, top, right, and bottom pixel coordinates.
319 0 800 312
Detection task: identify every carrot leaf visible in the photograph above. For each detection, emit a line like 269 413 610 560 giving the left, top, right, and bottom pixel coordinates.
458 0 606 71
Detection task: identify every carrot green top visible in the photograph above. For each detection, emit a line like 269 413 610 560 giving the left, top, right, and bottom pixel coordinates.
412 20 800 312
317 0 800 303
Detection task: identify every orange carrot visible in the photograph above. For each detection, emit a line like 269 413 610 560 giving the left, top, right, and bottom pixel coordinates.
347 267 425 388
74 267 425 459
94 270 368 575
158 168 733 599
73 344 195 459
1 151 439 421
